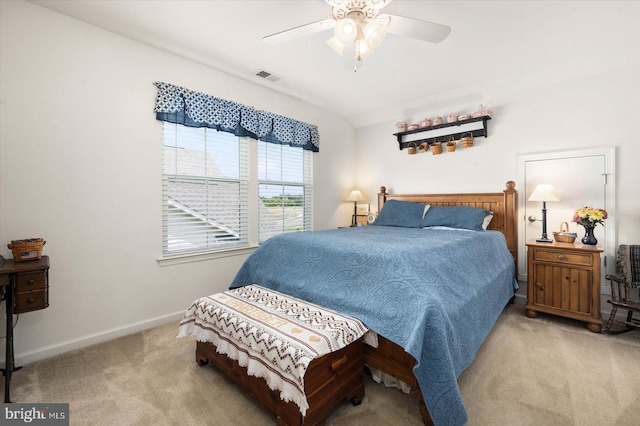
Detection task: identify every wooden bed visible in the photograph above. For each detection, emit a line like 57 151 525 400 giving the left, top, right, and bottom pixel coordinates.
365 180 518 425
191 181 518 425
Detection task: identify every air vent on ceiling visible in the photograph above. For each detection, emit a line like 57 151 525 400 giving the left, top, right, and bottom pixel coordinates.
254 69 281 82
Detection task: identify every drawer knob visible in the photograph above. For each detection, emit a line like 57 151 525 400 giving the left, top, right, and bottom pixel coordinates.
27 298 35 304
28 279 35 285
535 282 544 291
557 255 565 260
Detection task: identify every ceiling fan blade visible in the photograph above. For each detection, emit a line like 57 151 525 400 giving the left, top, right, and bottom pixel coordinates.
263 19 336 45
381 14 451 43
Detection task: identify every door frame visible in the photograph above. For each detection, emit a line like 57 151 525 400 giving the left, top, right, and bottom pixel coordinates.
516 146 616 286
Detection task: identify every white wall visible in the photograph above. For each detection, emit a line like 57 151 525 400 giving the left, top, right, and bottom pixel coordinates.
0 1 356 364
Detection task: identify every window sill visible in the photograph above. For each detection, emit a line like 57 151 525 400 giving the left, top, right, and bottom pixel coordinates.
157 246 257 267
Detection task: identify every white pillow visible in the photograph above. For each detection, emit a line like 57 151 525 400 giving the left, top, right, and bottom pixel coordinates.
482 212 494 230
422 204 431 219
423 226 476 232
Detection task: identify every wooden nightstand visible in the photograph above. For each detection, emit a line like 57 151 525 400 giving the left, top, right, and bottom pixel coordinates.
525 240 603 332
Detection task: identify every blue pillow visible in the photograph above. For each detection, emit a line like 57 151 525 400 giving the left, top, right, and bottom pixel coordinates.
421 205 492 231
372 200 426 228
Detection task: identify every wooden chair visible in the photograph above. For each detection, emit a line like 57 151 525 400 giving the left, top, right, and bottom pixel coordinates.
605 245 640 333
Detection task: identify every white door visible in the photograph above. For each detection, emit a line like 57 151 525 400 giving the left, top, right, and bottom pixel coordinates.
525 156 605 244
517 148 616 284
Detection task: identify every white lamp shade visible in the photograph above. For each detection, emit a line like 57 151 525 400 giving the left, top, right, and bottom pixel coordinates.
355 38 375 59
346 190 365 202
335 18 358 44
326 36 345 56
363 22 386 49
528 184 561 202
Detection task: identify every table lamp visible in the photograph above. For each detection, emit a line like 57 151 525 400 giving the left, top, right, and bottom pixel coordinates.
346 190 365 227
528 184 560 243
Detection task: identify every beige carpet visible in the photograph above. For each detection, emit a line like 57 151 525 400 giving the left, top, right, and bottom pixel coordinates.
7 302 640 425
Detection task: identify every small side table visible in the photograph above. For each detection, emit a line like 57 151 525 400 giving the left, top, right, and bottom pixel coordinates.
525 241 603 332
0 255 50 402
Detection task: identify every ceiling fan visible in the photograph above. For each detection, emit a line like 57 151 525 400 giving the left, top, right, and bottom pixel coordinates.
263 0 451 65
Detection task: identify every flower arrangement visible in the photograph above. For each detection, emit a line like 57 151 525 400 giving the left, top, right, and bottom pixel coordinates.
572 206 608 227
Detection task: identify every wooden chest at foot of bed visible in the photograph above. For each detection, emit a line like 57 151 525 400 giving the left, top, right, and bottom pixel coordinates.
196 337 365 426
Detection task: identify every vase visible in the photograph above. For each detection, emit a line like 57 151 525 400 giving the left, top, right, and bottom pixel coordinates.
581 225 598 245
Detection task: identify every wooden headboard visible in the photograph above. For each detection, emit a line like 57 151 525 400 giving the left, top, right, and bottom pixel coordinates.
378 181 518 267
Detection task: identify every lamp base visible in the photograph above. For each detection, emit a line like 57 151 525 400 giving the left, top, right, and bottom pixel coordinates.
536 237 553 243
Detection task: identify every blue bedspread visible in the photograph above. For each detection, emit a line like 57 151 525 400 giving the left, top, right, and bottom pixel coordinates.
230 225 516 426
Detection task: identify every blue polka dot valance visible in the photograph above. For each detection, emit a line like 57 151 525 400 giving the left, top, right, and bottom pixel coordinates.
154 82 319 152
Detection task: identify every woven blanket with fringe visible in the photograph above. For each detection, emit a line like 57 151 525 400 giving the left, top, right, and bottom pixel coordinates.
177 284 369 415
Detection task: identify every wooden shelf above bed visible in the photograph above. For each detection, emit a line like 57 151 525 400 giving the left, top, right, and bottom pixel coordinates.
393 116 491 151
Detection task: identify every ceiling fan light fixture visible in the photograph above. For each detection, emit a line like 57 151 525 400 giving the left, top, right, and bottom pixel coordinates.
327 36 346 56
334 18 358 44
266 0 451 70
355 38 374 60
362 22 386 49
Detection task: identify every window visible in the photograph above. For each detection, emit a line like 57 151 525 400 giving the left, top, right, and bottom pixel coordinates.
162 123 312 257
258 142 313 243
162 123 248 255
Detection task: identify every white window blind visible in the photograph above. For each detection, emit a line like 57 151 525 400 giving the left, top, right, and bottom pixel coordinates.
162 122 248 255
258 141 313 243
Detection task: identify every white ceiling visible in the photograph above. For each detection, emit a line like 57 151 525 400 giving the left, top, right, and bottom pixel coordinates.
29 1 640 127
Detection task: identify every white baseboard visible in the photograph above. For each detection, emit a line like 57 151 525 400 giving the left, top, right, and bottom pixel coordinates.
513 292 527 303
7 310 185 368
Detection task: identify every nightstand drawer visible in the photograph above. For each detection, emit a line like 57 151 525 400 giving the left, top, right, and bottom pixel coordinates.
15 271 47 292
14 290 49 313
533 249 592 266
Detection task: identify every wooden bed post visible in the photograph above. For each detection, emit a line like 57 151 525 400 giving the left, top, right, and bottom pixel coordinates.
377 186 387 215
503 181 518 274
